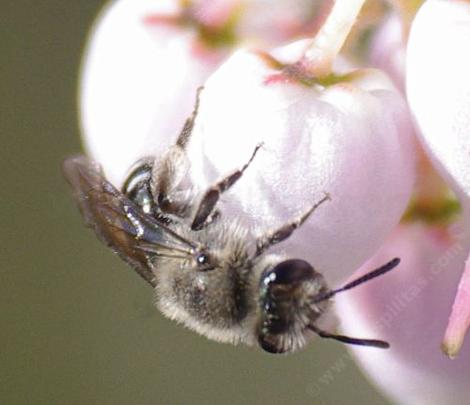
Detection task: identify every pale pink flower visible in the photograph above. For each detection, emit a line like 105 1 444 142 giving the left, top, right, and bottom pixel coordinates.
185 40 416 284
407 0 470 206
407 0 470 357
331 2 470 402
336 221 470 404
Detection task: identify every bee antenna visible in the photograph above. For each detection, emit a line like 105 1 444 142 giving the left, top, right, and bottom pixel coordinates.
313 257 400 304
308 324 390 349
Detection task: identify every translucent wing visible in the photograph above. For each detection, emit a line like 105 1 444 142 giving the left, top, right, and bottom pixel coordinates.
63 155 196 288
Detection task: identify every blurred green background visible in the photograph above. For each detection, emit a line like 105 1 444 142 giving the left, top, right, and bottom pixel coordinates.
1 1 390 404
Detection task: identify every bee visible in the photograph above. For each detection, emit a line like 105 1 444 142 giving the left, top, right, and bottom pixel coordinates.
63 88 400 354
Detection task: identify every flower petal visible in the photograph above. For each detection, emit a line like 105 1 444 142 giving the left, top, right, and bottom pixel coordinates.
407 0 470 202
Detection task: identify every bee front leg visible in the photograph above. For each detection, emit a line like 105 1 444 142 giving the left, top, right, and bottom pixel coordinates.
191 143 262 231
254 193 330 257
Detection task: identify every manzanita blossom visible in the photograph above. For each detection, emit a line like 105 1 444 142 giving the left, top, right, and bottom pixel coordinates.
185 41 415 285
327 1 470 404
407 0 470 358
407 0 470 206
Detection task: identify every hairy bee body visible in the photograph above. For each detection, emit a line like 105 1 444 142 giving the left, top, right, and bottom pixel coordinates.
124 160 331 351
64 89 397 354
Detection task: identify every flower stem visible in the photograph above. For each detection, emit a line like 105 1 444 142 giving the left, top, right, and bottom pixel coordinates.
301 0 366 77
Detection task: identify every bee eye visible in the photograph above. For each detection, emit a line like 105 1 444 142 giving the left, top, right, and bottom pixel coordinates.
197 253 208 265
262 259 315 286
195 252 215 271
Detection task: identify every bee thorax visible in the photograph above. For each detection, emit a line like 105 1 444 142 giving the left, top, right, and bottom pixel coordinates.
153 220 257 345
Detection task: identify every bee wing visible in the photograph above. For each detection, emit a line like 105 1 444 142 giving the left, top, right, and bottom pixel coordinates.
63 155 195 288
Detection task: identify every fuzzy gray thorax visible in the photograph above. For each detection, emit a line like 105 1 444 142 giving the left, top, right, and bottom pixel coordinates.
153 219 268 346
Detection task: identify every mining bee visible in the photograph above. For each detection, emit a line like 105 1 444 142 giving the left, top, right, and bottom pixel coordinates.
64 88 399 354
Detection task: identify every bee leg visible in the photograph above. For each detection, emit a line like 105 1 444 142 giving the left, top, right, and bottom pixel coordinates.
151 146 191 216
175 86 203 149
254 193 330 257
191 143 263 231
151 87 203 217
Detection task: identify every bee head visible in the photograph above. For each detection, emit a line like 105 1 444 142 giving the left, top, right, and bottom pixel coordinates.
255 257 400 353
256 258 330 354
